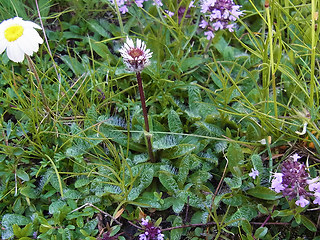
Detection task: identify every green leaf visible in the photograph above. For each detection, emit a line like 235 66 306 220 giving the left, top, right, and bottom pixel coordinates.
16 169 29 182
222 194 244 206
307 130 320 155
227 206 257 227
224 176 242 189
180 57 204 72
60 55 85 76
161 144 196 159
241 220 252 235
87 20 110 38
250 154 264 174
254 227 268 238
75 178 91 188
159 172 179 194
168 110 183 133
172 197 185 213
2 214 31 239
177 155 190 187
170 216 183 240
246 122 261 141
226 143 243 177
49 200 67 215
301 215 317 232
247 186 281 200
153 135 178 150
188 85 201 114
20 186 38 199
91 40 115 61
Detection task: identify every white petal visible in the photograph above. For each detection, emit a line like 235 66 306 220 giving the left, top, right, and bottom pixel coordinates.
0 38 8 54
16 35 34 55
23 19 42 30
136 39 141 49
126 37 134 48
7 42 25 62
25 27 43 44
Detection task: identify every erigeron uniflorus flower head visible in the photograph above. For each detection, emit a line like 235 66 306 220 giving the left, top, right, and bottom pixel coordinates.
0 17 43 62
119 37 152 72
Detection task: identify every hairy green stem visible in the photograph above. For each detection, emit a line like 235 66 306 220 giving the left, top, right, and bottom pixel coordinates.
136 72 155 162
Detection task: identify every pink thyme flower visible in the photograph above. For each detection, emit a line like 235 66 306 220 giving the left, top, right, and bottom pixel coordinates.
119 37 153 72
270 173 285 193
199 0 243 39
249 168 259 179
314 192 320 205
295 196 309 208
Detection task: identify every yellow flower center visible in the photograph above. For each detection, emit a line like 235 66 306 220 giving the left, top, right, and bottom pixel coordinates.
4 25 24 42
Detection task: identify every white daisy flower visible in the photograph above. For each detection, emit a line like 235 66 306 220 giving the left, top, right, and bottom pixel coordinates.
0 17 43 63
119 37 152 72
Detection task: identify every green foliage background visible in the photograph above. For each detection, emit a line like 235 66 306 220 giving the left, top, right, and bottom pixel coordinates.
0 0 319 239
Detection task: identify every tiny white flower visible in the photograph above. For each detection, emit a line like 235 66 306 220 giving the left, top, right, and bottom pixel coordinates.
0 17 43 62
119 37 152 72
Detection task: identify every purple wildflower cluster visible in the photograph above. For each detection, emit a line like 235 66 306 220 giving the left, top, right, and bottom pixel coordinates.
270 153 320 208
199 0 243 40
111 0 162 14
139 218 164 240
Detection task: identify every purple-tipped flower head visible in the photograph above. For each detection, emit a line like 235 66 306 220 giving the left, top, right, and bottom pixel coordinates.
270 154 316 208
280 157 310 200
139 218 164 240
199 0 243 39
119 37 153 72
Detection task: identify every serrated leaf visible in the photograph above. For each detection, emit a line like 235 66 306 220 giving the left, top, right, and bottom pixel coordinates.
247 186 281 200
168 110 183 133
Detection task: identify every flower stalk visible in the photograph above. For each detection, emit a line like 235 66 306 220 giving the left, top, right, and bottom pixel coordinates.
119 37 154 162
136 72 155 162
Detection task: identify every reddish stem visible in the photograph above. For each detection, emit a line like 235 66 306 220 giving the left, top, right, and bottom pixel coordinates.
136 72 155 162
